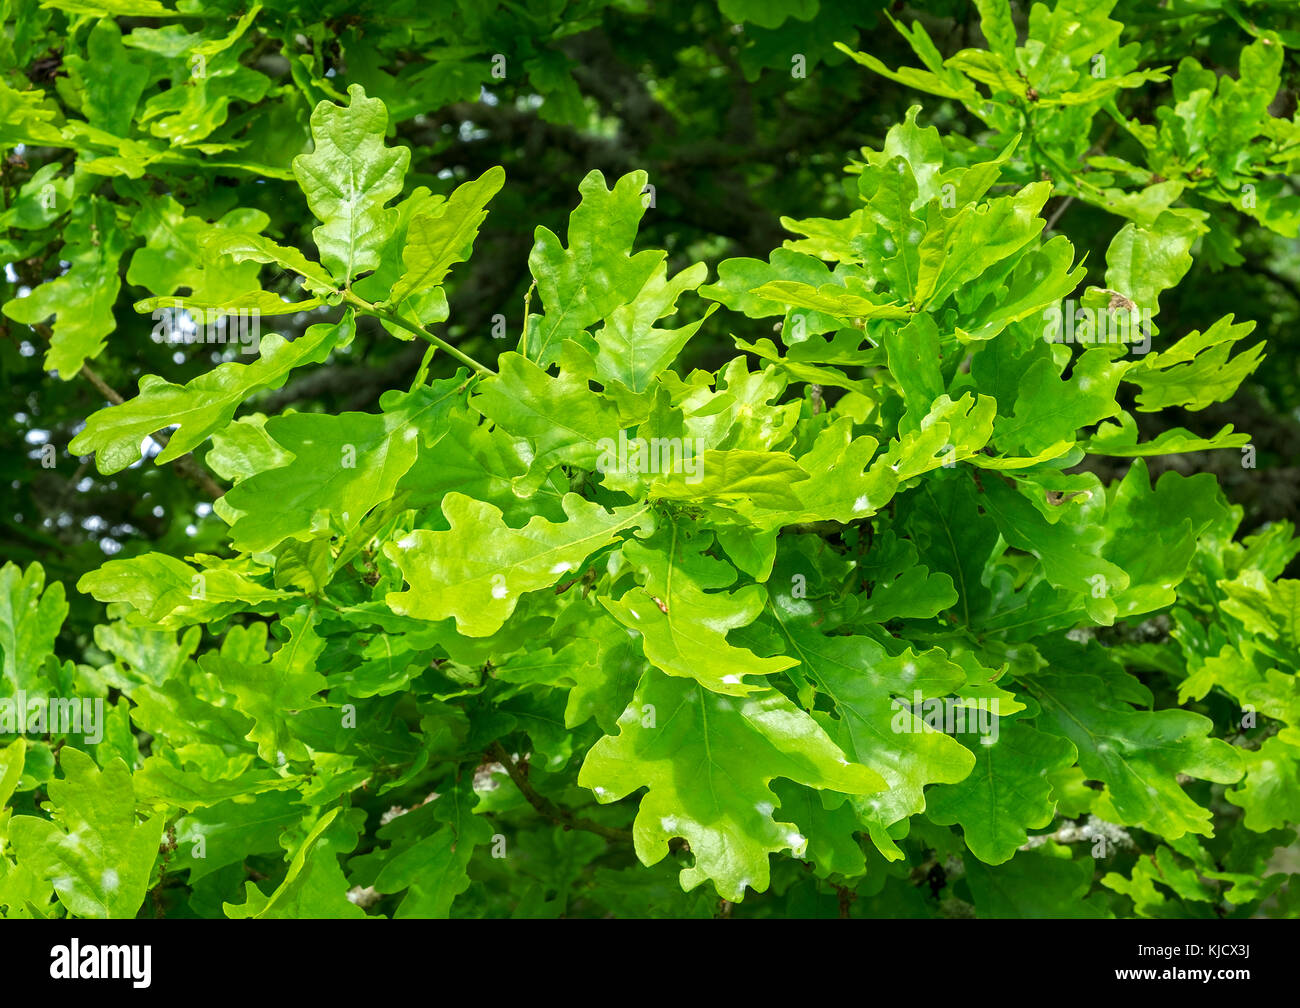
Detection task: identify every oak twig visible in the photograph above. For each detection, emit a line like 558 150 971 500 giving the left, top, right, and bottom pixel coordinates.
487 742 632 844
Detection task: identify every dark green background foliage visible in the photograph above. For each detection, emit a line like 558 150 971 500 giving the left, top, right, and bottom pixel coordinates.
1 0 1299 918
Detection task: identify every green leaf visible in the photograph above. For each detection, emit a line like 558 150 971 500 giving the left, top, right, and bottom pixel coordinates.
648 449 810 513
769 612 975 858
77 554 294 629
170 791 306 882
69 315 349 474
523 170 661 367
579 668 882 901
1103 461 1228 619
389 166 505 305
979 475 1130 623
292 84 410 281
602 522 798 696
200 615 326 764
224 808 366 918
139 48 269 146
469 349 623 489
0 738 25 821
964 850 1112 918
927 717 1077 864
1030 660 1244 839
770 779 868 879
993 347 1129 455
717 0 817 30
368 780 492 918
1227 737 1300 832
784 417 898 524
1127 314 1263 411
0 77 65 147
701 249 841 330
44 0 176 14
395 407 538 522
974 0 1017 63
1085 411 1251 456
8 749 163 919
1103 212 1200 318
2 198 128 377
128 198 276 307
857 534 958 623
888 393 997 480
385 493 647 637
592 262 715 394
915 182 1052 309
62 19 151 137
220 382 463 553
200 231 338 297
0 563 67 693
836 39 981 104
752 280 910 321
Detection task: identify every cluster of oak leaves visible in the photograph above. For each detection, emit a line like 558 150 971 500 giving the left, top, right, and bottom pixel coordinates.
1 56 1298 917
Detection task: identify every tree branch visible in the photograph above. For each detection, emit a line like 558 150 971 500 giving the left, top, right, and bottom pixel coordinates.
28 322 228 501
487 742 632 844
343 292 494 375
